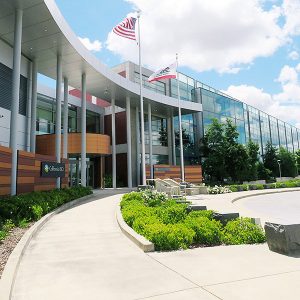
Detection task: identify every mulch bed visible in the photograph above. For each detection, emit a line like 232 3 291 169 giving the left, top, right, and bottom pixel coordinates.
0 225 32 278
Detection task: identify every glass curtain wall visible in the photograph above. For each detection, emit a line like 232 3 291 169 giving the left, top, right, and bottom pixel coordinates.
285 124 294 152
145 116 168 146
173 114 197 164
134 72 166 95
37 94 99 135
278 120 287 149
201 88 246 145
259 111 271 154
269 116 280 148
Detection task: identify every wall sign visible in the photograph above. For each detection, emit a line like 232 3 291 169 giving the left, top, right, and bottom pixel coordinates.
41 162 65 178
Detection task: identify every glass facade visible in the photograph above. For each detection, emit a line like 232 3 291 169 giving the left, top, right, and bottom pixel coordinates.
174 114 198 164
278 120 287 149
134 72 165 95
136 66 300 156
201 89 246 145
145 116 168 146
195 87 300 155
269 116 280 148
36 94 99 135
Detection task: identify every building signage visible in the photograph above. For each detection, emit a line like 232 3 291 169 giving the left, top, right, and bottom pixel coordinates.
41 162 65 178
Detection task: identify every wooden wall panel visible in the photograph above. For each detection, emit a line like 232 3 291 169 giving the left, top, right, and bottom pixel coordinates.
17 150 69 194
146 164 202 184
0 146 11 196
36 133 111 156
0 146 70 196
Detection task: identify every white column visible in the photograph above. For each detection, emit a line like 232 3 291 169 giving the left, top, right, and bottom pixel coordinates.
111 97 116 189
30 60 37 153
26 61 32 151
176 54 185 182
171 111 176 165
148 102 153 179
126 96 132 188
63 77 68 159
81 73 87 187
136 106 140 186
55 54 62 189
10 9 23 196
167 116 173 165
137 13 146 186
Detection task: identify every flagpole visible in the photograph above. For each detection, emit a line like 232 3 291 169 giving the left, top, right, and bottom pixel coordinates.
176 53 185 182
137 11 146 186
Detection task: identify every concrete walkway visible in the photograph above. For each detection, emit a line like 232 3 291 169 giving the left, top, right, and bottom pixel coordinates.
11 189 300 300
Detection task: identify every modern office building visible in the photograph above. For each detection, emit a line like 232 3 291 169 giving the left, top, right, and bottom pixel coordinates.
0 0 299 195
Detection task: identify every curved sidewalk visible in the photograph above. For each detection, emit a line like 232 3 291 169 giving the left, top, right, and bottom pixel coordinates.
11 190 300 300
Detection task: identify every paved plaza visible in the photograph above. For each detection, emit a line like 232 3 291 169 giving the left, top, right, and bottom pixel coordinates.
8 189 300 300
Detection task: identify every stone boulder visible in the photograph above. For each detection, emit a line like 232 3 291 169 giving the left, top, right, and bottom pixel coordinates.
265 222 300 256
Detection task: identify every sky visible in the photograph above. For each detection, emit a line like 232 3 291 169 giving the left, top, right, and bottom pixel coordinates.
51 0 300 128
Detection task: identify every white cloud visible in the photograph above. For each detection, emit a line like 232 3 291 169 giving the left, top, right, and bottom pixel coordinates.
78 37 102 52
282 0 300 36
106 0 300 73
223 85 273 112
288 50 299 60
222 64 300 128
276 65 298 83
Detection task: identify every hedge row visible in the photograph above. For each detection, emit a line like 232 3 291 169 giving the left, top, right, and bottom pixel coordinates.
228 179 300 193
0 186 92 234
120 191 265 251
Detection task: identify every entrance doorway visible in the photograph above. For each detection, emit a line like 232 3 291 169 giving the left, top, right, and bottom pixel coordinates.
69 157 102 189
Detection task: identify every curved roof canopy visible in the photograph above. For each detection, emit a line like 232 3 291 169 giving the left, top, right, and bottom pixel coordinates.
0 0 202 116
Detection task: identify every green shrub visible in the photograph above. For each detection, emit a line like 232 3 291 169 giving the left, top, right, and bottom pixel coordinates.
229 185 238 192
18 218 30 229
32 205 43 221
104 174 113 188
0 186 92 224
120 192 143 208
122 203 152 227
276 183 286 188
249 185 257 190
188 210 214 220
141 189 168 207
222 217 266 245
241 184 249 191
155 204 187 224
132 215 160 235
255 184 264 190
3 219 15 232
144 223 195 251
185 216 223 246
0 230 7 241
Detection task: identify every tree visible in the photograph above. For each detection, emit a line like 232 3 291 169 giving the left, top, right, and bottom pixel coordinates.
277 147 297 177
257 162 272 180
223 119 248 182
296 149 300 175
263 142 278 177
202 119 226 182
245 141 260 181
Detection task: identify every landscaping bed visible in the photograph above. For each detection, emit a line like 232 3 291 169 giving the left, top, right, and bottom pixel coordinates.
206 179 300 194
0 186 92 277
120 190 265 251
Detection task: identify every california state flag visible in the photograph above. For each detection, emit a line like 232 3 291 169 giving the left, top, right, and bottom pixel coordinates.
148 62 177 83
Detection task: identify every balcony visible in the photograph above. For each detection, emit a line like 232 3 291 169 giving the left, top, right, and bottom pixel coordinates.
36 133 111 156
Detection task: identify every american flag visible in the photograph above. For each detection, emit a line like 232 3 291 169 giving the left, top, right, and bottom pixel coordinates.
113 17 137 41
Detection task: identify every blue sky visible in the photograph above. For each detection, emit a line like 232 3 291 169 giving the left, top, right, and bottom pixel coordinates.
48 0 300 128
